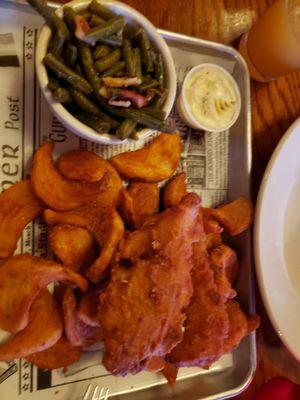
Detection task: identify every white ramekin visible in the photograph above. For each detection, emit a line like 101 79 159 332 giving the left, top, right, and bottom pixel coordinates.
36 0 177 145
176 63 241 132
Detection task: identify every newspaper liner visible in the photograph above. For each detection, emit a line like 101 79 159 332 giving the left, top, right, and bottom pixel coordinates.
0 3 235 399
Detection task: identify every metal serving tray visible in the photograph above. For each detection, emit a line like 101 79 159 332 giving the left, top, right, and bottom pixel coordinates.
0 1 255 399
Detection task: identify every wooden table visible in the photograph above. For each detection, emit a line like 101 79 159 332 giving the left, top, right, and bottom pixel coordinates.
119 0 300 398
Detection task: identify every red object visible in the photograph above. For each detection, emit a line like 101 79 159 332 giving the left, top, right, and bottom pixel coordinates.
74 15 90 41
255 377 300 400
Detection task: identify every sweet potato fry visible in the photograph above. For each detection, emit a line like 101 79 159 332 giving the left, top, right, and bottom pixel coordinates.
212 197 254 236
202 208 223 234
128 182 159 216
163 173 187 208
110 133 182 182
0 290 62 361
63 286 103 347
0 255 87 333
57 150 122 207
119 189 135 228
31 142 108 211
44 202 124 283
0 180 44 258
26 336 82 370
77 286 103 328
50 224 95 272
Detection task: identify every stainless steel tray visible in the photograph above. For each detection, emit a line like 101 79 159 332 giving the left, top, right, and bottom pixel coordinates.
0 1 256 399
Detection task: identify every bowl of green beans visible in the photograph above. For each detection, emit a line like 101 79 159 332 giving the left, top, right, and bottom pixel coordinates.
34 0 177 144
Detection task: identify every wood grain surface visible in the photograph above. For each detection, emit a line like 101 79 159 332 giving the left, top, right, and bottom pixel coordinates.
57 0 300 397
119 1 300 398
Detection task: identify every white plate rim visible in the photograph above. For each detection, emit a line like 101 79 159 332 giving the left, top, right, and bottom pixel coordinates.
254 116 300 360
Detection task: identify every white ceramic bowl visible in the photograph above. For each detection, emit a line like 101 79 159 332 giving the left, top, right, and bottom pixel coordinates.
176 63 241 132
36 0 176 145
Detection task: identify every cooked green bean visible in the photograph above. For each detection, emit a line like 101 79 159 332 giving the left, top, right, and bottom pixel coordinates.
44 53 92 95
47 77 60 91
139 79 160 90
114 69 125 77
75 63 84 77
133 47 142 80
89 0 115 20
142 107 166 120
89 14 105 28
69 87 102 115
49 30 65 57
96 97 174 133
94 48 121 72
27 0 70 41
77 112 111 133
78 42 101 91
123 24 139 41
116 118 137 140
93 44 111 60
98 34 122 47
122 39 135 77
101 61 125 77
85 16 126 43
152 89 168 109
77 10 92 21
154 53 164 87
137 29 153 72
63 6 76 32
53 87 73 103
64 44 77 67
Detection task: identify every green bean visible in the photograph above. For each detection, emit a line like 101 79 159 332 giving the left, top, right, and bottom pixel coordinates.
95 97 175 133
114 70 125 77
101 61 125 77
152 89 168 109
133 47 142 80
47 77 60 91
116 118 137 140
63 6 76 32
94 48 121 72
93 44 111 60
142 107 166 121
53 87 73 103
69 87 102 115
77 112 111 133
137 29 153 72
77 10 92 21
44 53 92 95
75 63 84 77
154 53 164 87
123 24 139 41
89 14 105 28
78 42 101 91
139 79 160 90
122 39 135 77
85 16 126 43
49 30 65 57
89 0 115 20
64 44 77 67
98 34 122 47
27 0 70 41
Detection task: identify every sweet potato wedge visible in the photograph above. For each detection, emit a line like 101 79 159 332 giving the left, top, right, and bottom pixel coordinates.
212 197 254 236
31 142 108 211
63 286 103 347
0 290 62 361
110 133 182 182
44 202 124 283
163 173 187 209
0 180 44 258
119 189 135 228
50 224 95 272
128 182 159 216
57 150 122 207
26 336 82 370
0 255 87 333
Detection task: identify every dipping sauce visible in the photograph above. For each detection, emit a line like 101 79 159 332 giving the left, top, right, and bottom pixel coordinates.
184 66 239 131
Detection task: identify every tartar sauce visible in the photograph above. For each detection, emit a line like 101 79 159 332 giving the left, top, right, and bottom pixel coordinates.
184 67 238 130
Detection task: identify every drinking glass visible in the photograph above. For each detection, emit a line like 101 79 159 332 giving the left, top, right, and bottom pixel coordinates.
239 0 300 81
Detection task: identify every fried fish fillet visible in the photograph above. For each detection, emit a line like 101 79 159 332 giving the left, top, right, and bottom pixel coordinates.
169 241 259 368
99 193 204 376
